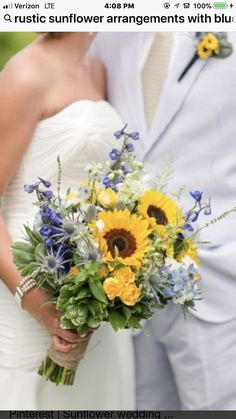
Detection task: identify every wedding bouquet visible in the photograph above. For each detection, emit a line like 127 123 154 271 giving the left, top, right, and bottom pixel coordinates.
12 127 212 385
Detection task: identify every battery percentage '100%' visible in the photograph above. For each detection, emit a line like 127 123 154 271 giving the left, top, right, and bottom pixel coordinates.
194 2 212 8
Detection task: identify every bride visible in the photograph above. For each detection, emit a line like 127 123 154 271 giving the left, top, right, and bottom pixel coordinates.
0 32 134 410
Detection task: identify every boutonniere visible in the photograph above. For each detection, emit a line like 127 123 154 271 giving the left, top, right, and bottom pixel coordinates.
178 32 233 82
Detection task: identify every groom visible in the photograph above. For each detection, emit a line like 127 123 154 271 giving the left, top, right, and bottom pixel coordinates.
91 32 236 410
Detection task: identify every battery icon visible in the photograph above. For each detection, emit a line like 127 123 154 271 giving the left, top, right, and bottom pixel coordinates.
213 2 228 8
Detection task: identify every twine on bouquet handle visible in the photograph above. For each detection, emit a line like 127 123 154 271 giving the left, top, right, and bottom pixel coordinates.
47 335 91 371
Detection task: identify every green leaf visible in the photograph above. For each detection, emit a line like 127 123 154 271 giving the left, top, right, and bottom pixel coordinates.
121 306 132 320
35 243 47 262
77 324 89 338
87 316 101 328
88 278 108 304
73 288 90 301
20 262 39 277
60 285 73 298
12 242 35 267
65 305 78 319
60 316 74 330
218 40 233 58
88 300 103 317
23 225 43 246
127 315 141 329
109 309 127 331
57 297 69 311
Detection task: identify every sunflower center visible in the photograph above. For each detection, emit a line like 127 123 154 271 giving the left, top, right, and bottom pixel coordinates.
104 228 137 258
147 205 168 225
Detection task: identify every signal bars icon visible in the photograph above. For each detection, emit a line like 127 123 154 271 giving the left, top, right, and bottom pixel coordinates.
3 3 13 9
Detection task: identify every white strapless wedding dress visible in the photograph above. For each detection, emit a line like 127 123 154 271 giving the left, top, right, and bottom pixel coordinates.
0 101 135 410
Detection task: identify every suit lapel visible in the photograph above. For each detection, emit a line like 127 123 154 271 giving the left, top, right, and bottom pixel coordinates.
144 33 208 157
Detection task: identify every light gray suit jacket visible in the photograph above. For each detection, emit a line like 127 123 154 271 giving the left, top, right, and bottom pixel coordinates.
91 32 236 323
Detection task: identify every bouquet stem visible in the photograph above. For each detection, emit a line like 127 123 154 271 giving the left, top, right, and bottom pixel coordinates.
38 335 91 385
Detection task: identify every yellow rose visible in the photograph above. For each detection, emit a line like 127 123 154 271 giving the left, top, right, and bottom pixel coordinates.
120 284 141 306
103 277 124 300
98 188 118 209
114 267 135 286
98 264 110 277
70 266 80 277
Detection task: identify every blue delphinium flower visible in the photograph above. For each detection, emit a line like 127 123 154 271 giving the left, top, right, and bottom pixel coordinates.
109 149 121 161
39 205 62 226
122 166 131 175
114 130 123 140
183 223 194 232
188 211 199 223
128 132 140 141
190 191 203 203
24 183 39 194
126 143 134 152
38 177 51 188
103 175 112 187
204 206 212 215
41 190 53 200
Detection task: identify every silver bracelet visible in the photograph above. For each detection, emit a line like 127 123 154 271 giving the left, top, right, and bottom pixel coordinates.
14 276 37 309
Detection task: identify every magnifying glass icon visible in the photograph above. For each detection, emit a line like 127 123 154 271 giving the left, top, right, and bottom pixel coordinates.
4 14 12 22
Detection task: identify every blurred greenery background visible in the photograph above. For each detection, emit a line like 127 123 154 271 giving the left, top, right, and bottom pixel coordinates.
0 33 36 69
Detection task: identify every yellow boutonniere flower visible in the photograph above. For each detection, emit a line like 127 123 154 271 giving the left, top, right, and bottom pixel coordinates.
179 32 232 82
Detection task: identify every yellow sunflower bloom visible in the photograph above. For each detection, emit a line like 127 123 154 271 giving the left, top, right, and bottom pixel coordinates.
91 209 150 268
177 239 200 266
202 34 220 54
138 190 184 234
197 41 213 59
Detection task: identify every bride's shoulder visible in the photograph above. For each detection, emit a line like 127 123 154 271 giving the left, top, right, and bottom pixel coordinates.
0 46 50 96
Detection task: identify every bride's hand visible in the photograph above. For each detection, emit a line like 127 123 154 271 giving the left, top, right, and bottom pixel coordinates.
22 287 91 352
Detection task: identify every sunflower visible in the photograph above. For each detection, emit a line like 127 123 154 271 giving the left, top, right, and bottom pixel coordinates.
197 34 220 59
91 209 150 268
176 239 200 266
202 34 220 54
138 190 184 234
197 41 213 59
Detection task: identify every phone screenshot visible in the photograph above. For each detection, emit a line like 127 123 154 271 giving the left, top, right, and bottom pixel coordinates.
0 0 236 416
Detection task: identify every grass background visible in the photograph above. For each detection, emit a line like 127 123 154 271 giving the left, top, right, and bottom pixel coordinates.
0 33 36 69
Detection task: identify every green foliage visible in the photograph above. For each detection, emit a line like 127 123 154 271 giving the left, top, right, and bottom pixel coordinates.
0 33 36 69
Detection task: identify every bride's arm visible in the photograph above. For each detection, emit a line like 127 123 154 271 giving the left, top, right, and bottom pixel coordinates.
0 61 84 352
